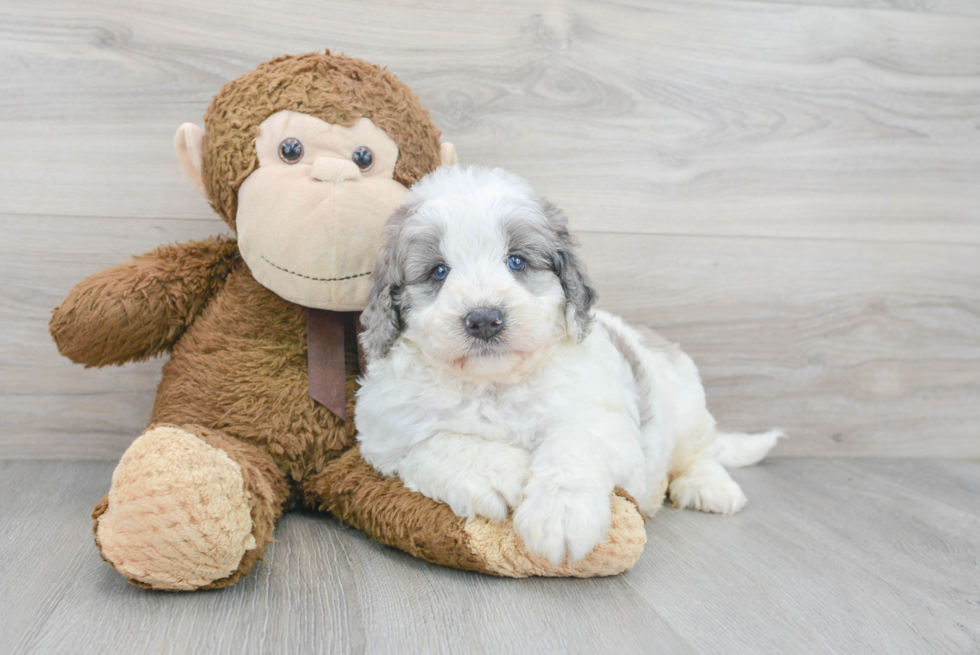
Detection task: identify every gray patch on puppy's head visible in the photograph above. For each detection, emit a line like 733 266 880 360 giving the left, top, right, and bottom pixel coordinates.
360 199 448 359
536 200 597 342
394 215 446 287
395 215 447 318
503 213 564 297
359 203 412 360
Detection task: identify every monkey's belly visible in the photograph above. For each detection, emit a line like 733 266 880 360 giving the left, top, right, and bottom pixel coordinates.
149 265 357 484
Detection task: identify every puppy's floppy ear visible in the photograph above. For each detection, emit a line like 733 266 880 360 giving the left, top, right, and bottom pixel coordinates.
540 201 598 342
359 208 409 360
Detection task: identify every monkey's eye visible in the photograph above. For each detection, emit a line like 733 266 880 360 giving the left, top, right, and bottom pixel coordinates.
351 146 374 171
432 264 450 282
278 138 304 164
507 255 526 272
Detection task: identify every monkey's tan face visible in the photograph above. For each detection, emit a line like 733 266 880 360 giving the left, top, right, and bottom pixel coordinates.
236 110 408 310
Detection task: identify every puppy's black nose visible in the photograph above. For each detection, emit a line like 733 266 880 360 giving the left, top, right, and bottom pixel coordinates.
463 307 504 340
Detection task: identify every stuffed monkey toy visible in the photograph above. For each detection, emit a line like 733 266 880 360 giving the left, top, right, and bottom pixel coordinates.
50 51 646 591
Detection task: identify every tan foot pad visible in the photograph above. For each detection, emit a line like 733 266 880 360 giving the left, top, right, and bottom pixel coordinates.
465 492 647 578
96 426 256 591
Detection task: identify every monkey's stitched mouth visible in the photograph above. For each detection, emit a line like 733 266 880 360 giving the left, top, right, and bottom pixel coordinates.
261 256 372 282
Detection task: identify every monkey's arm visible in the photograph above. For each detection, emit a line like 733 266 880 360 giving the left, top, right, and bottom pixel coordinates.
304 446 648 578
50 236 239 367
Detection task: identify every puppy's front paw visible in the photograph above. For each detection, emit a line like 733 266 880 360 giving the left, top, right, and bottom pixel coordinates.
513 487 612 565
444 445 531 522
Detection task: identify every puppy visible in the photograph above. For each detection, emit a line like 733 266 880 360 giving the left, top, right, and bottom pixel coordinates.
356 166 783 565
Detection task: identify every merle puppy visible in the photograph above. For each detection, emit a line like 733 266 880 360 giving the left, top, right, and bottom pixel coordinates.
355 166 782 564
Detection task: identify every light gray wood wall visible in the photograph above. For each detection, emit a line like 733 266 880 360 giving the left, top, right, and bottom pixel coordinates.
2 0 978 459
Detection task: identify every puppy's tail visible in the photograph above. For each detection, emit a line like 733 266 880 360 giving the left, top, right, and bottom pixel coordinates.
712 429 786 469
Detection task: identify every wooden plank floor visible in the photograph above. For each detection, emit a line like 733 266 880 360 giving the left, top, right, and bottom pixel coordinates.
3 458 978 654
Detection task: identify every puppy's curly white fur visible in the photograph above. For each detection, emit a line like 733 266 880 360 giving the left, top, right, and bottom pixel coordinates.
356 166 783 565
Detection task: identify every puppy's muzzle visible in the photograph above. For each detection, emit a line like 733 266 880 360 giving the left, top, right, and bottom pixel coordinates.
463 307 504 341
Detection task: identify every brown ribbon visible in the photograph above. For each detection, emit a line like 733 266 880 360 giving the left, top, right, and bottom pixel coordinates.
307 309 363 421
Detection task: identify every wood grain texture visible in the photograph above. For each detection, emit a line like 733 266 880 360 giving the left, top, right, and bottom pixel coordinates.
3 459 978 654
748 0 980 17
1 0 978 243
4 215 978 457
1 0 978 458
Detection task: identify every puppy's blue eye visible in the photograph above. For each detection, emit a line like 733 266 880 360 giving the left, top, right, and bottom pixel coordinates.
432 264 450 281
507 255 526 272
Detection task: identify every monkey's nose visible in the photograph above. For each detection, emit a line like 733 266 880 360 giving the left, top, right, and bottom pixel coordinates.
311 157 361 183
463 307 505 341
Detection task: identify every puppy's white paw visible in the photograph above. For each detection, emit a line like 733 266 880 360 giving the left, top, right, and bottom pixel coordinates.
444 445 531 522
513 486 612 565
478 444 532 510
669 461 748 515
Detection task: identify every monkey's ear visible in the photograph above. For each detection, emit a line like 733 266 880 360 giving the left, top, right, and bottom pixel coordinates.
440 142 458 167
174 123 206 196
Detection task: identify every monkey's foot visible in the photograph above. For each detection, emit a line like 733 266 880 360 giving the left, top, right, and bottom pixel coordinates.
309 448 647 578
465 489 647 577
94 426 257 591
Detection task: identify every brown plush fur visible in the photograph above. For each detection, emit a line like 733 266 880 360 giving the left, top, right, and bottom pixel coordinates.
149 254 357 489
203 51 442 228
52 52 645 589
50 237 239 367
64 244 498 584
51 53 496 588
93 423 291 590
306 446 491 573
